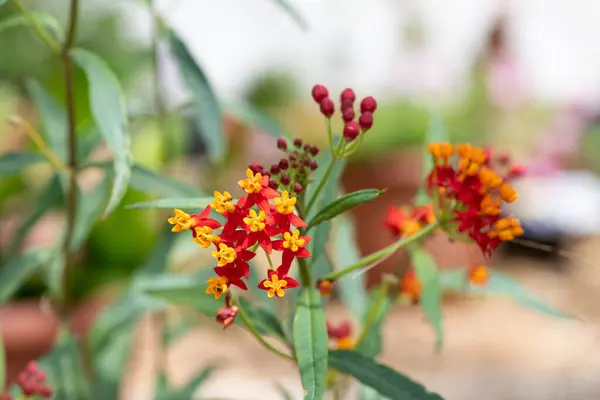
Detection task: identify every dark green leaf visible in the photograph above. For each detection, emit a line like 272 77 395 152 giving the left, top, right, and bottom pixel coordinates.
273 0 308 30
168 28 224 163
71 48 132 218
0 152 46 179
293 288 328 400
334 215 369 321
0 247 54 304
38 333 91 400
308 189 383 228
226 102 291 138
125 197 215 210
130 165 203 198
439 269 572 319
410 247 444 351
9 174 63 253
309 222 333 283
70 176 111 252
329 350 445 400
237 296 289 344
0 12 62 38
355 286 391 358
26 79 67 161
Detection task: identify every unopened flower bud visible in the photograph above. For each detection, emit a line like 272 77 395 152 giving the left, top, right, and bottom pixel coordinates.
310 146 319 156
268 179 279 189
249 162 264 174
309 160 318 170
216 305 238 329
298 167 307 176
311 84 329 103
277 138 288 151
342 108 355 123
340 88 356 103
26 361 38 374
270 164 281 175
303 143 311 152
360 96 377 113
319 97 334 118
291 161 299 169
39 386 53 398
343 121 360 141
508 163 526 179
293 183 304 193
358 112 373 130
293 138 303 148
317 279 334 296
279 158 289 170
280 174 291 185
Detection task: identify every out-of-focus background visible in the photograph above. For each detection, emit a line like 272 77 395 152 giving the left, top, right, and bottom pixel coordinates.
2 0 600 399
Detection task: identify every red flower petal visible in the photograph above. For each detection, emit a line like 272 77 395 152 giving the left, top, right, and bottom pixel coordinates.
257 279 269 290
288 213 307 228
284 276 299 288
296 248 311 258
271 240 284 251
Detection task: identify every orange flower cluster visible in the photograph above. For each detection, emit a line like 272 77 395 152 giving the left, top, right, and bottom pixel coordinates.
384 204 436 239
327 321 355 350
168 168 313 315
427 143 524 257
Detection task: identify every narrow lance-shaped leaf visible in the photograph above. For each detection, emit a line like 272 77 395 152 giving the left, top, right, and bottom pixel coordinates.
71 48 132 218
0 152 45 179
237 296 289 344
308 189 384 228
168 28 224 163
293 288 328 400
0 247 54 304
125 197 215 210
410 247 444 351
329 350 445 400
70 176 111 252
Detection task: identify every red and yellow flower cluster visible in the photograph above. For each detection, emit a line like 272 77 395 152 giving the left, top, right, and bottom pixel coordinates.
168 168 312 305
327 321 355 350
384 203 437 239
427 142 524 257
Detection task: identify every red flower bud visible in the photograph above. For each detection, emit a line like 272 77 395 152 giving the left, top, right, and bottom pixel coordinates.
270 164 281 175
249 162 264 174
310 146 320 156
342 108 355 123
293 138 303 148
279 158 289 170
277 138 287 151
293 183 304 193
343 121 360 141
280 174 291 185
311 84 329 103
39 386 53 398
216 305 238 329
26 361 38 374
319 97 335 118
303 143 311 152
340 88 356 103
309 160 318 170
360 96 377 113
358 112 374 130
268 179 279 189
508 163 526 178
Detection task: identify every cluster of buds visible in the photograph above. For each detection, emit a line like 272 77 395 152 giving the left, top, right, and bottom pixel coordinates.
384 203 437 239
9 361 53 399
311 84 377 142
427 142 525 257
168 167 312 328
252 137 321 195
326 321 355 350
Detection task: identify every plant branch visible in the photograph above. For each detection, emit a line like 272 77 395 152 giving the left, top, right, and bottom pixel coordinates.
11 0 60 53
305 139 345 216
234 298 295 361
9 116 68 172
322 221 439 282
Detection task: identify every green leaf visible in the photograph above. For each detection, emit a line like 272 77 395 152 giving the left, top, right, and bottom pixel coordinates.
226 102 291 138
26 79 67 161
70 176 111 252
309 222 333 282
0 152 46 179
410 247 444 351
9 174 63 253
237 296 289 344
439 269 572 319
168 28 224 163
308 189 383 228
130 165 202 198
125 197 215 210
0 329 5 392
43 250 65 298
0 12 62 38
273 0 308 30
293 288 328 400
334 215 369 321
329 350 445 400
71 48 132 218
0 247 54 304
38 333 91 400
355 286 391 358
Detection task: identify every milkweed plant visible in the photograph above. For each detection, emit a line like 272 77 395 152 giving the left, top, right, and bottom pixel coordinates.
0 0 572 399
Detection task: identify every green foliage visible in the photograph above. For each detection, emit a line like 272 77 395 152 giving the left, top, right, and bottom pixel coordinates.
126 197 214 210
0 152 46 178
0 12 61 38
168 28 224 164
237 296 289 344
293 288 328 400
0 247 55 304
308 189 383 228
329 350 445 399
410 247 444 351
71 48 132 218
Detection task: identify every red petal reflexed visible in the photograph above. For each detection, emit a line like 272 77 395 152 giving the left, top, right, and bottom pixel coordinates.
258 232 273 253
296 248 311 258
257 279 268 290
289 213 307 228
271 239 285 251
284 276 300 288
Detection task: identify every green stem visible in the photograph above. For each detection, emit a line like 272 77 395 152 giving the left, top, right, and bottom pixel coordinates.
234 298 295 361
265 250 275 270
297 257 311 288
322 221 439 282
354 281 390 347
11 0 61 53
305 139 344 215
325 118 334 155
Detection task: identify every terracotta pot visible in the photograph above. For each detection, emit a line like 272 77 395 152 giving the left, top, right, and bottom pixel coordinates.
341 147 485 287
0 295 108 387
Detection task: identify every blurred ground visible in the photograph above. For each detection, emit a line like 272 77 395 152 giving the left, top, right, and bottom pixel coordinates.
121 236 600 400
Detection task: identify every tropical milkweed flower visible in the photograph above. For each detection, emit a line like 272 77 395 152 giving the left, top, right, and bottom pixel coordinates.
327 321 355 350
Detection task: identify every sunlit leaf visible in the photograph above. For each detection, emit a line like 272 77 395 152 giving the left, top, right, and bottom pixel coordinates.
0 247 54 304
125 197 215 210
293 288 328 400
410 247 444 351
71 48 132 218
0 152 45 179
168 28 224 163
329 350 445 400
